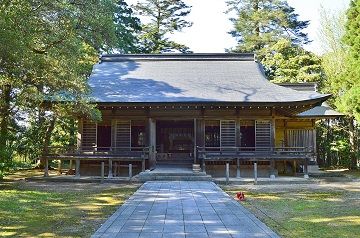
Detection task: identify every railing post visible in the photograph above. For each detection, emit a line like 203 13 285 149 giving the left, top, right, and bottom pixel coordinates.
304 158 309 179
113 162 118 177
57 160 62 175
108 159 113 178
44 158 49 177
202 157 206 173
101 162 105 183
75 159 80 178
236 158 241 178
226 162 230 184
142 159 146 172
129 163 133 180
270 159 276 179
254 162 258 185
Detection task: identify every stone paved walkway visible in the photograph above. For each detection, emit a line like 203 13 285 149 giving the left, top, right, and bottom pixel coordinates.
92 181 279 238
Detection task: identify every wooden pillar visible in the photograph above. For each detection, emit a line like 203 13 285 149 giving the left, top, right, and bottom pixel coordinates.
304 158 309 179
44 158 49 177
69 160 73 170
194 118 197 164
108 159 113 178
202 157 206 173
148 118 156 170
77 118 83 149
113 162 118 177
236 158 241 178
129 163 133 180
226 162 230 184
270 159 275 179
75 159 80 178
293 160 297 175
101 162 105 183
254 162 258 185
57 160 62 175
142 159 146 172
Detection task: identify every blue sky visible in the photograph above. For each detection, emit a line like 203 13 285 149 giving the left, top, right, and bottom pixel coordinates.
128 0 350 54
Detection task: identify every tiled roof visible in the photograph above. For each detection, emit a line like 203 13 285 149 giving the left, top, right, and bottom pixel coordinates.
88 53 330 104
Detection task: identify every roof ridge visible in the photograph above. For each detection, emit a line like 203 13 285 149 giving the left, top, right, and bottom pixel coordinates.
100 53 255 62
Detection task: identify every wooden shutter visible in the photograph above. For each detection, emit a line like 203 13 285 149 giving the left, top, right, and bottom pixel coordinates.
255 120 271 150
82 120 97 148
287 129 315 149
220 120 236 147
115 120 131 149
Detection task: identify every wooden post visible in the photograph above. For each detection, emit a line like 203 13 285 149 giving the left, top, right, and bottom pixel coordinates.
113 162 117 177
304 158 309 179
148 118 156 170
108 159 113 178
293 160 297 175
254 162 258 185
75 159 80 178
69 160 73 170
129 163 133 180
101 162 105 183
57 160 62 175
270 159 275 179
236 159 241 178
142 159 145 172
193 118 197 164
202 158 206 173
44 158 49 177
226 162 229 184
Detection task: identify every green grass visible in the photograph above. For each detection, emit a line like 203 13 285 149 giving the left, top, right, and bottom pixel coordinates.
0 170 139 237
224 187 360 238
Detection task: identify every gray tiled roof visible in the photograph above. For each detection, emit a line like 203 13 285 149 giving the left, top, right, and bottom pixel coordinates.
298 103 344 118
88 54 330 103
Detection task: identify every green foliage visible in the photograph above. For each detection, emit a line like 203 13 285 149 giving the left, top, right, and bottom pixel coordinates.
342 0 360 121
226 0 321 83
134 0 192 53
261 39 323 83
227 0 309 53
0 0 140 171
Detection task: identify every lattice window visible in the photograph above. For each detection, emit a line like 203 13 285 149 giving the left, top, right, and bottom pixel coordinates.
115 120 131 149
220 120 236 147
82 120 97 148
255 120 271 150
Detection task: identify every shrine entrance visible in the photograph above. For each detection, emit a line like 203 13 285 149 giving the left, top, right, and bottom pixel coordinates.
156 120 194 160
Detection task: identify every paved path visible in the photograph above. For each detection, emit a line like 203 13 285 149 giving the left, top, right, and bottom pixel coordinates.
92 181 279 238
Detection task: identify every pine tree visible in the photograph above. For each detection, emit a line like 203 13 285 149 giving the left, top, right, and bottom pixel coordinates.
134 0 192 53
227 0 309 53
226 0 320 83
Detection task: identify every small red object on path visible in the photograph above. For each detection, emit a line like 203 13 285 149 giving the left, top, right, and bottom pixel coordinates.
236 192 245 201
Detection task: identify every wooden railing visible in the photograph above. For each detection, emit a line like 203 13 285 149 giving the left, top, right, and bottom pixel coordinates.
44 146 151 158
196 146 314 161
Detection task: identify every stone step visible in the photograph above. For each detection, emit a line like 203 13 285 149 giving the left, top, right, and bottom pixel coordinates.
142 172 207 176
137 171 213 182
156 160 193 165
152 175 213 181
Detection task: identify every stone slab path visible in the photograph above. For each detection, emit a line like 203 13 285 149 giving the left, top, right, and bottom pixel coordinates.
92 181 279 238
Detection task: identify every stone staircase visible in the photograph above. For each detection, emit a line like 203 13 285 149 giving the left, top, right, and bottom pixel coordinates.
136 164 213 182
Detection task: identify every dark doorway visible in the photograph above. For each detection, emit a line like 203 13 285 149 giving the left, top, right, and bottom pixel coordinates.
156 120 194 156
240 125 255 149
97 125 112 151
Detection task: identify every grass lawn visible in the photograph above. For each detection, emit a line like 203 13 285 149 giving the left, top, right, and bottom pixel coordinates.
223 180 360 238
0 170 140 238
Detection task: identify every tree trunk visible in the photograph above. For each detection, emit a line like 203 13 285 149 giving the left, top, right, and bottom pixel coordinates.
42 115 57 156
349 116 359 169
0 84 12 161
253 0 261 50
